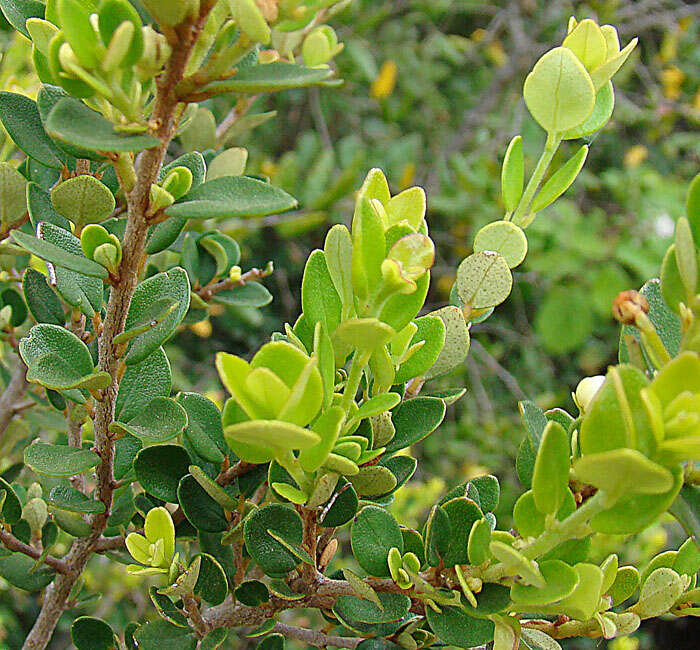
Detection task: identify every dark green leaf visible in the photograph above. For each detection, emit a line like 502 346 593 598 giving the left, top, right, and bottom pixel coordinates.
425 604 494 648
135 445 191 502
46 98 160 153
197 62 333 96
385 397 445 454
350 505 403 577
166 176 297 220
0 553 54 591
213 282 272 307
0 92 64 168
116 347 171 423
24 441 100 477
71 616 116 650
194 553 228 605
243 504 304 577
178 474 228 533
134 620 196 650
22 268 64 325
0 0 44 38
47 485 106 514
124 268 190 365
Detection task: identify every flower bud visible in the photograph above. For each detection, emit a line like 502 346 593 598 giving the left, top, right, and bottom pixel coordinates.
232 0 271 45
574 375 605 414
22 497 48 534
102 20 135 72
612 289 649 325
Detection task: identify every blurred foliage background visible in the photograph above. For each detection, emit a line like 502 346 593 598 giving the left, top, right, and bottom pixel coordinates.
0 0 698 647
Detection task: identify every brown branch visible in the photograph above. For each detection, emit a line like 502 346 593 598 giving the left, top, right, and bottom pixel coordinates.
182 595 208 639
94 536 126 552
271 623 362 649
0 356 28 439
21 5 218 648
0 528 69 575
216 460 257 486
195 266 272 301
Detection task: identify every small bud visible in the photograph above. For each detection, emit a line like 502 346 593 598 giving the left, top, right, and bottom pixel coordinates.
302 25 342 67
23 497 48 534
27 483 43 500
228 265 242 283
232 0 271 45
612 290 649 325
148 184 175 215
160 166 193 200
574 375 605 414
102 20 135 72
93 243 121 275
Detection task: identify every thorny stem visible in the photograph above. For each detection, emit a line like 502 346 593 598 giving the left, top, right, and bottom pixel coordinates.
21 5 217 648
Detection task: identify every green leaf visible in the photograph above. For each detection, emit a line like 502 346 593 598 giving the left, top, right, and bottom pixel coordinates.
473 220 528 269
12 227 108 279
442 497 482 567
47 485 105 514
351 197 385 302
299 406 345 473
124 267 190 365
0 92 64 168
243 504 304 577
687 172 700 244
194 553 228 605
134 620 196 650
302 249 342 334
213 282 272 308
356 393 401 420
501 135 524 212
110 397 187 443
0 163 28 228
149 587 189 628
0 0 45 38
531 146 588 213
425 605 494 648
575 448 673 497
24 441 100 477
51 175 115 227
608 566 640 606
590 465 683 534
394 315 445 384
385 397 446 454
27 181 70 230
58 0 101 68
166 176 297 220
349 466 397 497
423 306 470 380
523 47 595 133
324 224 354 314
669 484 700 548
177 392 227 462
334 318 395 352
235 580 269 606
45 97 160 153
178 474 228 533
97 0 144 68
113 434 142 482
196 62 333 96
116 347 171 423
20 323 110 390
224 420 320 459
334 593 411 624
532 421 570 515
71 617 116 650
22 268 65 325
562 82 615 140
511 559 580 606
189 466 237 510
456 251 512 309
674 216 698 299
351 505 403 577
134 445 191 502
0 478 21 525
0 553 55 591
633 567 684 618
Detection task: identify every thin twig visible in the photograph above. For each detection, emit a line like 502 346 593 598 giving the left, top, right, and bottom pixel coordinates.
195 266 273 301
272 622 362 649
0 528 69 575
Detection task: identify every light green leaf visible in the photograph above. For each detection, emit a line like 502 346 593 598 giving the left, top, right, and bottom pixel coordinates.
523 47 595 133
531 146 588 213
501 135 524 212
473 220 528 268
456 251 513 309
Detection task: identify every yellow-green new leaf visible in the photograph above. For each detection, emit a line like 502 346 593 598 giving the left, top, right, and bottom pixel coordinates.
532 421 570 515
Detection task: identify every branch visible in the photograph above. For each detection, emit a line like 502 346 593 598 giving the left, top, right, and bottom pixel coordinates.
0 356 28 439
21 5 218 648
195 265 273 301
0 528 69 575
272 623 362 649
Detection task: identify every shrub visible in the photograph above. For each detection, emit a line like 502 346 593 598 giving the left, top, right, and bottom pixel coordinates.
0 2 697 649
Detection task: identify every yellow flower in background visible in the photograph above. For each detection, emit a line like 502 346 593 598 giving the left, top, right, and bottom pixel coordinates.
661 65 684 99
624 145 648 168
371 60 397 99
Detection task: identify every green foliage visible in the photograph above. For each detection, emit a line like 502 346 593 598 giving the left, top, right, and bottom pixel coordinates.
0 4 696 650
